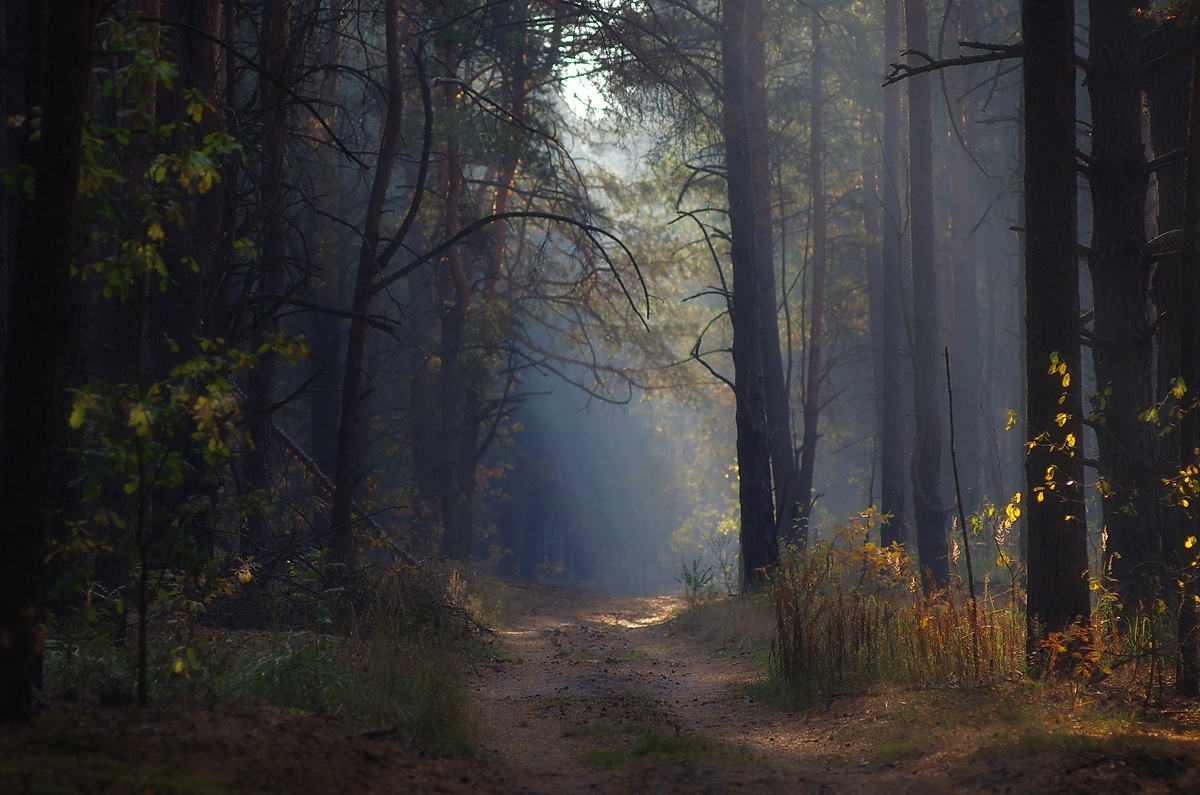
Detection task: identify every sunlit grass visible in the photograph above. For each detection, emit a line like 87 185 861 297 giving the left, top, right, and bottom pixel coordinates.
770 516 1025 702
672 591 775 654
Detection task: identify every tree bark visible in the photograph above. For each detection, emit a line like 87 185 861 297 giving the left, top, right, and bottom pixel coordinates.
722 0 778 587
905 0 950 591
947 0 983 515
1174 9 1200 697
0 0 99 723
1022 0 1091 655
795 12 824 543
879 0 909 549
1142 12 1188 601
1086 0 1162 613
328 0 405 566
242 0 292 555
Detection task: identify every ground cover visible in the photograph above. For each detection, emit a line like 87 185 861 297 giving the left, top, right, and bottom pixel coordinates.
5 579 1200 793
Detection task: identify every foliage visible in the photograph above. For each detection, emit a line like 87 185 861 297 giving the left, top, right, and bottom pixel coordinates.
770 512 1025 703
45 566 478 749
676 558 717 606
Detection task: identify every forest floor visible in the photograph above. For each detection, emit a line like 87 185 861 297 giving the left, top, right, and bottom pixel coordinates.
7 579 1200 793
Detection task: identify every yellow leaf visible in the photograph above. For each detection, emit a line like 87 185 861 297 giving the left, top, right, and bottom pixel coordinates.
173 659 184 675
1062 372 1071 387
127 405 152 437
1037 491 1045 503
1186 536 1197 549
1055 413 1069 427
1066 433 1076 448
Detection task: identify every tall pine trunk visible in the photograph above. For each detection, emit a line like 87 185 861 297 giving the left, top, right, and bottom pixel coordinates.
1174 8 1200 696
722 0 778 587
879 0 909 548
1086 0 1162 612
905 0 950 591
0 0 99 722
947 0 982 515
795 12 825 541
329 0 405 566
1022 0 1091 657
243 0 292 555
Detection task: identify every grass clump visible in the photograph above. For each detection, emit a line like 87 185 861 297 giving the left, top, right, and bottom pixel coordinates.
632 730 753 765
587 748 627 767
770 512 1024 703
585 730 752 769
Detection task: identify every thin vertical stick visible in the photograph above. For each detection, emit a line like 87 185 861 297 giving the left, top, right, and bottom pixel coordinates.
945 346 981 679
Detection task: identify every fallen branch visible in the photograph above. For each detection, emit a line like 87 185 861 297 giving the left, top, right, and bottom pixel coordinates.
270 421 418 568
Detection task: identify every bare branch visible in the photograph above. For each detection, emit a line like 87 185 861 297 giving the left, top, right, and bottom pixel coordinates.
883 47 1022 87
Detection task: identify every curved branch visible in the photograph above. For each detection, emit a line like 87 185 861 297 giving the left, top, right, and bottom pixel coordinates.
142 14 369 169
884 47 1022 86
369 211 650 324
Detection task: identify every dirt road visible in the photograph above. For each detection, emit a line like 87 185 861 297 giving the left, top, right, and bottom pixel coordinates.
465 581 1200 794
468 582 955 793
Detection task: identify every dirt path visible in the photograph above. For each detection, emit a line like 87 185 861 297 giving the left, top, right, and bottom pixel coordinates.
464 581 1200 794
467 582 947 794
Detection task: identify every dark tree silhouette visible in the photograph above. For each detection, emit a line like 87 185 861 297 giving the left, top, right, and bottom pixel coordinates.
1022 0 1090 655
0 0 99 723
1086 0 1162 612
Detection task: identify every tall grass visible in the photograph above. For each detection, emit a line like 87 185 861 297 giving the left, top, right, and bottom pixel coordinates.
770 519 1025 701
45 566 478 750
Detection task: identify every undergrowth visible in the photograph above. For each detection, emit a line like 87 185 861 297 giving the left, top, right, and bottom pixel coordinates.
769 512 1024 703
770 511 1196 707
45 565 480 751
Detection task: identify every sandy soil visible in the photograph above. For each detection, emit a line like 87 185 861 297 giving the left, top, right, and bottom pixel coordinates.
5 580 1200 793
466 580 1200 794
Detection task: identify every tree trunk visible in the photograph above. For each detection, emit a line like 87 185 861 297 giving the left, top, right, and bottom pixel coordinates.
242 0 292 555
1174 8 1200 697
905 0 950 591
307 2 346 490
750 7 799 549
795 12 824 542
1086 0 1162 613
328 0 405 566
947 0 982 515
1022 0 1091 656
0 0 99 723
1141 11 1189 609
722 0 778 587
432 42 476 561
880 0 909 549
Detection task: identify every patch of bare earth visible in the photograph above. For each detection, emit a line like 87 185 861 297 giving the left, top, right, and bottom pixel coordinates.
470 581 1200 794
7 581 1200 793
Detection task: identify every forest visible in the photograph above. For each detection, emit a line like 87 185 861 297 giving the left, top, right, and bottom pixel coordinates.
3 0 1200 791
